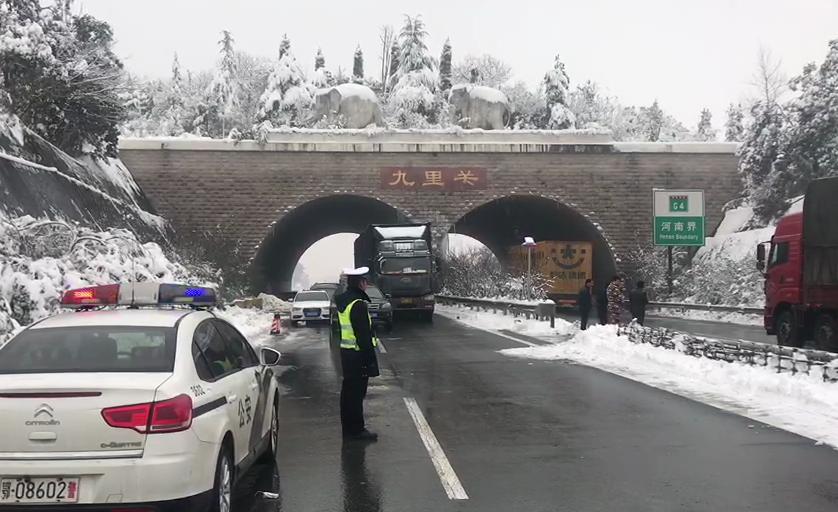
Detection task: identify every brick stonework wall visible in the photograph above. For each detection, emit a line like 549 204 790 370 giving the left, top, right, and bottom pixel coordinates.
120 144 741 289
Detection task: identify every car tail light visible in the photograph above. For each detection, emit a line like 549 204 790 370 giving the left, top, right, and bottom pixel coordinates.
102 394 192 434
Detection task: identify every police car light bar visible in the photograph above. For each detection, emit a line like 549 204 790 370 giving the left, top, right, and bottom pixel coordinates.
61 283 218 308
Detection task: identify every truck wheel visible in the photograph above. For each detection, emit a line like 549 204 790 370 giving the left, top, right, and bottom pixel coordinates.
776 310 802 347
814 313 837 352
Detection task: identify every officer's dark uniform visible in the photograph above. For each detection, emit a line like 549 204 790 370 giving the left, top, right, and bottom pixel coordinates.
334 282 379 440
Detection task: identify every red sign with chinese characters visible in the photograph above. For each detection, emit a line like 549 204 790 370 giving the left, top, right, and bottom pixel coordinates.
380 167 488 191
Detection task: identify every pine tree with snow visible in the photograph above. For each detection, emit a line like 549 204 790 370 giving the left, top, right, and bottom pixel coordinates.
387 40 400 88
315 48 325 70
353 45 364 83
278 34 291 59
542 54 575 129
439 39 452 91
643 100 663 141
724 103 745 141
695 108 716 141
162 53 186 136
387 15 438 126
259 46 313 127
208 30 240 135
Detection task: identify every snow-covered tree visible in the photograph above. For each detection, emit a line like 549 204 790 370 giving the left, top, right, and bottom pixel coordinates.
753 39 838 222
315 48 325 70
378 25 395 88
259 45 313 127
311 48 332 88
387 40 400 88
353 45 364 83
278 34 290 59
568 81 620 131
724 103 745 141
643 100 663 141
161 53 186 135
387 15 438 126
439 38 452 91
503 81 545 129
542 54 575 129
695 108 716 141
208 30 239 135
0 1 125 156
452 54 512 89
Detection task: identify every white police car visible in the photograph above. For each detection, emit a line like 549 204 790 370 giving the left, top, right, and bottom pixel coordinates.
0 283 281 512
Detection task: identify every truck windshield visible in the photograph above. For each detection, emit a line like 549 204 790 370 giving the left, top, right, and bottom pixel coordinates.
381 257 430 274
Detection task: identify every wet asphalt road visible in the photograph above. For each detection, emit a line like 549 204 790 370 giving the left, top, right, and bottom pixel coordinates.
235 317 838 512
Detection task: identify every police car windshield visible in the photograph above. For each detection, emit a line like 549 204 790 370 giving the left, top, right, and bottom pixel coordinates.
295 291 329 302
0 326 176 374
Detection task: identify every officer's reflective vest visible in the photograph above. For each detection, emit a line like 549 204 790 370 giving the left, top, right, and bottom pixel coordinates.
338 299 379 350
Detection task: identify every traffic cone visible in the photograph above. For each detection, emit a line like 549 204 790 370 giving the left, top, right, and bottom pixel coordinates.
270 313 282 335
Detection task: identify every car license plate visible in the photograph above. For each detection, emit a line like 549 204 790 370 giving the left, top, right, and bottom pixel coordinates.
401 298 413 305
370 312 379 318
304 310 320 318
0 477 80 503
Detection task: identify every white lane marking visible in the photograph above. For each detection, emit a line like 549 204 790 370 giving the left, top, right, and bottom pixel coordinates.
377 340 387 354
403 397 469 500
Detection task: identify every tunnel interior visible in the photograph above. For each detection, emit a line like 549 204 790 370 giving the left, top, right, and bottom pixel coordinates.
451 195 617 293
252 195 408 293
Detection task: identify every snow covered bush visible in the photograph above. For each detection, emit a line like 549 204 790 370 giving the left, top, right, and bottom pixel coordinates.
259 49 314 127
386 15 438 127
0 214 216 343
441 247 549 301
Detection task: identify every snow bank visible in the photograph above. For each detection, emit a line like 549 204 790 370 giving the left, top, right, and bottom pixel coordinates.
216 306 277 349
502 326 838 448
436 303 576 339
451 84 508 104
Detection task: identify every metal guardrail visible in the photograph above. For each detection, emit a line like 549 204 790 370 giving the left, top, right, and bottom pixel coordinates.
438 294 838 382
618 322 838 382
648 301 763 315
437 295 556 326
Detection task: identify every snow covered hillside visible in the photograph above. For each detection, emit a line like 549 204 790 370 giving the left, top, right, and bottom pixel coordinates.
670 198 803 308
0 214 213 344
0 114 169 240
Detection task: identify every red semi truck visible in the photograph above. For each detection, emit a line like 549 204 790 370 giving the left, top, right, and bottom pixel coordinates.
757 176 838 351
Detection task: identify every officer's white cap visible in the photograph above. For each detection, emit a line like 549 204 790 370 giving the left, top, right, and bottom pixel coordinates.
343 266 370 276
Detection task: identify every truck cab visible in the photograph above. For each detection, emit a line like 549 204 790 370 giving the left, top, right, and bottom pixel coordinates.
760 212 804 343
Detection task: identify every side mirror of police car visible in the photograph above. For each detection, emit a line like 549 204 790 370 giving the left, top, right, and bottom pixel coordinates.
260 347 281 366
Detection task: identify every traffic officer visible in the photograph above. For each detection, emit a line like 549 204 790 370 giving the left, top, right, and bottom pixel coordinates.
334 267 380 441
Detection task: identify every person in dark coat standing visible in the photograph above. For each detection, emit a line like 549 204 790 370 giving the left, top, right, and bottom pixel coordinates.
578 278 594 330
596 285 609 325
334 267 380 442
629 280 649 326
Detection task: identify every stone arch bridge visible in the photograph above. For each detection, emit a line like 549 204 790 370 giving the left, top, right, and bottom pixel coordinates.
119 131 741 293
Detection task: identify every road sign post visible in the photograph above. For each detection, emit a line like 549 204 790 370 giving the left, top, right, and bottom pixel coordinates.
653 189 705 294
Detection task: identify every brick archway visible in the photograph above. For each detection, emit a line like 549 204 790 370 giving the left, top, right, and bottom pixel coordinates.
250 194 410 293
448 194 618 291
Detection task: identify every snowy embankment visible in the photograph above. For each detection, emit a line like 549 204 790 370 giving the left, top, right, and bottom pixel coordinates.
0 214 210 344
650 308 763 326
440 304 838 449
671 199 802 310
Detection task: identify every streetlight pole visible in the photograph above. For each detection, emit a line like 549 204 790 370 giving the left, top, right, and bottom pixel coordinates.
522 237 536 300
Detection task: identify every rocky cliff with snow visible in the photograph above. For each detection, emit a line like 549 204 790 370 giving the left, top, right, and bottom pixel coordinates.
0 114 170 241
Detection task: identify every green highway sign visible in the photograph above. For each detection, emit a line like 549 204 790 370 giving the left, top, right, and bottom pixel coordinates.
653 189 705 247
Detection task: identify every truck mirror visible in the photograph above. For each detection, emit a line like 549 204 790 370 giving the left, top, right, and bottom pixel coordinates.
756 243 766 272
